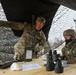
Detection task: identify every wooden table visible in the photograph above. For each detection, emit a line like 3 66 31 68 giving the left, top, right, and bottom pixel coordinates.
0 58 76 75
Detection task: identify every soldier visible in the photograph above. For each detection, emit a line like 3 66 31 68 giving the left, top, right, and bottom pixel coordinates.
62 29 76 64
0 17 46 61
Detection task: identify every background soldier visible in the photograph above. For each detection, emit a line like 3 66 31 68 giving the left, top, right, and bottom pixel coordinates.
0 17 46 61
62 29 76 64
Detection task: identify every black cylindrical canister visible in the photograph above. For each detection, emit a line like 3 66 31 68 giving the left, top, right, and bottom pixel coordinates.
46 54 54 71
52 50 58 63
55 59 64 73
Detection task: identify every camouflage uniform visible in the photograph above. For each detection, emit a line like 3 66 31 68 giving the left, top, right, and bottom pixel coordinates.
14 25 46 61
62 29 76 64
0 20 46 61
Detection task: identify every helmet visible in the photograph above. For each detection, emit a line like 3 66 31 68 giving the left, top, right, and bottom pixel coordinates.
63 29 76 38
37 17 46 23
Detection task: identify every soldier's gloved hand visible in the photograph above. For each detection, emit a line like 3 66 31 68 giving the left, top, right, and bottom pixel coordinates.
14 52 24 61
35 46 44 52
34 46 44 57
14 52 21 61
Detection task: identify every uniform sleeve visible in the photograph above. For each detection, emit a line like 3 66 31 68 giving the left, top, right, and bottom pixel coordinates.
0 20 27 30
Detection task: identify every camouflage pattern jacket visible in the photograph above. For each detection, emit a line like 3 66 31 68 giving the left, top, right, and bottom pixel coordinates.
62 38 76 63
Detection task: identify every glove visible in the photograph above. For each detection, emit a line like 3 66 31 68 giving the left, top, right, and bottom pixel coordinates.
34 45 44 57
14 43 24 61
35 46 44 52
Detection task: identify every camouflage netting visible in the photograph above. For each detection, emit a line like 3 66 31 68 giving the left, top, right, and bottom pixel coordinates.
0 27 19 61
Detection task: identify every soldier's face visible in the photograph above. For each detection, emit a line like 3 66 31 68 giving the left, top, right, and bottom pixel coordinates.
64 35 72 40
36 20 44 30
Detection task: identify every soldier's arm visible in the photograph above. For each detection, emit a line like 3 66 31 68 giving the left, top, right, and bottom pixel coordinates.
0 20 27 30
34 31 46 56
